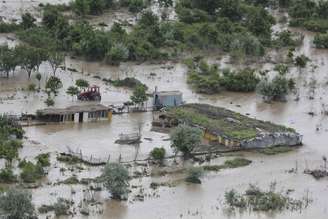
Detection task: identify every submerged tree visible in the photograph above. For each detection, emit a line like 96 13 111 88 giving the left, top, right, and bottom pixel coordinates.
46 76 63 95
66 86 79 101
48 51 64 76
130 84 148 107
75 79 89 90
170 124 203 158
101 163 129 200
0 188 35 218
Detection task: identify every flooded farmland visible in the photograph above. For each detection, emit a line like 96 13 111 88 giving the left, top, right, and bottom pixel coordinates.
1 1 328 219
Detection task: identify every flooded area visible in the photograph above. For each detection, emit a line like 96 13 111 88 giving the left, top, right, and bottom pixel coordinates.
0 1 328 219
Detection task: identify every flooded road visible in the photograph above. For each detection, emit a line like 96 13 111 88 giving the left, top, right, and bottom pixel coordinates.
0 1 328 219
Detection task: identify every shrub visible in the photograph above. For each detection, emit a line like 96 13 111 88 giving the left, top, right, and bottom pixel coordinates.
20 161 45 183
0 188 35 218
150 147 166 161
313 33 328 48
53 198 72 216
185 167 204 184
36 153 50 167
101 163 129 200
220 68 260 92
0 168 17 183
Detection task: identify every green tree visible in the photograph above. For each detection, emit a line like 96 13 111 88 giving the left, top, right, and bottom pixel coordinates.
170 124 203 158
66 86 79 101
48 51 64 76
75 79 89 90
72 0 90 16
0 188 35 218
130 84 148 106
16 45 43 78
101 163 129 200
105 43 129 65
21 12 36 29
0 46 18 78
46 76 63 95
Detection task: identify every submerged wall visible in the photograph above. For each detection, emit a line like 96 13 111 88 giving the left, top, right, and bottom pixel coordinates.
240 132 303 149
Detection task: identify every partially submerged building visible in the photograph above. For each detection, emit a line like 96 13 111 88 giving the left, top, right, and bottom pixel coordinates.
153 104 302 149
153 88 183 108
37 104 112 123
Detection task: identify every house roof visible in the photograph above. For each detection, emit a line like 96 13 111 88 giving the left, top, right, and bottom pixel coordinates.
37 104 110 115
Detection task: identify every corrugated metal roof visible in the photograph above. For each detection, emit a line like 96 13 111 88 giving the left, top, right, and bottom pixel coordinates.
37 104 110 115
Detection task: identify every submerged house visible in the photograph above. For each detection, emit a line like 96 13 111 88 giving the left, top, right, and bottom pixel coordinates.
153 88 183 108
37 104 112 123
153 104 303 149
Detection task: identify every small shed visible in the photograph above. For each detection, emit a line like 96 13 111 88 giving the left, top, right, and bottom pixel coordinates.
37 104 112 123
153 89 183 108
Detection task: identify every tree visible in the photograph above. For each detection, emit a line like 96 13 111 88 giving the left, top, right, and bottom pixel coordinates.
46 76 63 95
0 188 35 218
130 84 148 107
170 124 203 158
36 72 42 90
72 0 90 16
66 86 79 101
21 12 36 29
105 43 129 65
0 46 18 78
101 163 129 200
48 51 64 75
150 147 166 163
16 45 43 78
75 79 89 90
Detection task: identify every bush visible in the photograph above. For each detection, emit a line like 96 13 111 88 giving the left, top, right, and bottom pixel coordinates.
256 75 295 102
313 33 328 48
101 163 129 200
0 168 17 183
220 68 260 92
150 147 166 161
20 161 45 183
53 198 72 216
0 188 35 218
36 153 50 167
185 167 204 184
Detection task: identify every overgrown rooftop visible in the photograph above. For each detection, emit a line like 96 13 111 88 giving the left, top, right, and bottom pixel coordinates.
166 104 296 140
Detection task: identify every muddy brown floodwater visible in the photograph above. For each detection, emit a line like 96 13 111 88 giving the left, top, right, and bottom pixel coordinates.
0 1 328 219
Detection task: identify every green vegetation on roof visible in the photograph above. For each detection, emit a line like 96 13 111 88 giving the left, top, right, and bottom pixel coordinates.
166 104 295 140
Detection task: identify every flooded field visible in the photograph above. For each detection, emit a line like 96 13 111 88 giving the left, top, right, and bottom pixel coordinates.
0 1 328 219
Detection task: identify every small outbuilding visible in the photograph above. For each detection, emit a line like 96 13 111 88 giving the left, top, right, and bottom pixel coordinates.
37 104 112 123
153 88 183 109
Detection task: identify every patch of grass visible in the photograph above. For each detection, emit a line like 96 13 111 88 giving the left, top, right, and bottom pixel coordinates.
203 158 252 171
167 104 295 141
224 158 252 168
61 176 79 184
259 146 294 155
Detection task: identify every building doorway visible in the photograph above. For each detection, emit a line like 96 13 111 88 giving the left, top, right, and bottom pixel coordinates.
79 112 83 123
